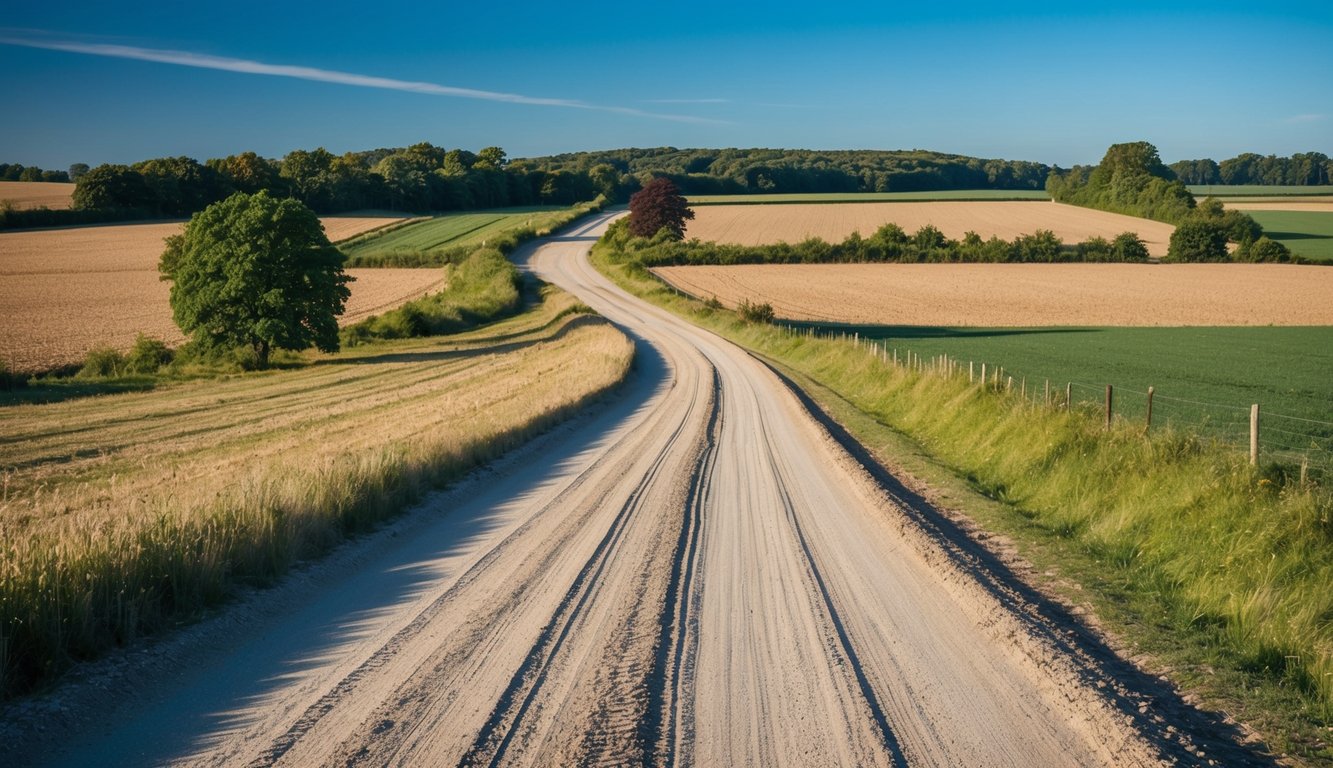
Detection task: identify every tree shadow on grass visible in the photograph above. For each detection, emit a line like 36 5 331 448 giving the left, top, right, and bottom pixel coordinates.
0 377 157 407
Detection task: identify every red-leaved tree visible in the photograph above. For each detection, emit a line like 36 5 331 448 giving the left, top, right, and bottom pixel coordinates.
628 177 694 239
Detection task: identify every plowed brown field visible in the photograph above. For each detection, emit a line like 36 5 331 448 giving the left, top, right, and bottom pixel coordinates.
0 222 443 372
653 263 1333 326
684 201 1177 256
0 181 75 210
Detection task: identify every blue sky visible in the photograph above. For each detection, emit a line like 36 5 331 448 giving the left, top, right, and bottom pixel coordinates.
2 1 1331 169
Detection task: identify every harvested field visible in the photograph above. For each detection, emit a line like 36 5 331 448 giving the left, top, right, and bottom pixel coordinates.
0 222 444 372
653 263 1333 326
317 211 418 243
0 181 75 210
685 201 1177 256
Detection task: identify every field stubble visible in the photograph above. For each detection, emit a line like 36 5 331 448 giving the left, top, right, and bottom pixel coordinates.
653 262 1333 326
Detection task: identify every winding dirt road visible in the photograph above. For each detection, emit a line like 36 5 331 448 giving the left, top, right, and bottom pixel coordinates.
15 214 1266 766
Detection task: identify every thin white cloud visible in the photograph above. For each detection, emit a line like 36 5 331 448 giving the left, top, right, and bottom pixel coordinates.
0 33 727 125
1285 113 1326 124
642 98 731 104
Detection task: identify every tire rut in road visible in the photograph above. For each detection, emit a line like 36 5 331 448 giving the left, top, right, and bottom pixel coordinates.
457 363 720 768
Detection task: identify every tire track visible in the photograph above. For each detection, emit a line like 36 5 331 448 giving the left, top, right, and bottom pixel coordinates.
457 361 718 768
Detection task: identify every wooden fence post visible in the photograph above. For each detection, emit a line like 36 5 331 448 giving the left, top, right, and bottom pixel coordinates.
970 361 975 383
1044 379 1050 407
1066 382 1072 411
1145 386 1154 433
981 363 987 387
1250 404 1260 465
1105 385 1113 430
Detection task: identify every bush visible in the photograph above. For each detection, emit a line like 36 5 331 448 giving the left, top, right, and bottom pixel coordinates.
1238 236 1293 263
737 298 775 323
78 347 127 378
1166 219 1230 262
1112 232 1150 262
123 335 174 374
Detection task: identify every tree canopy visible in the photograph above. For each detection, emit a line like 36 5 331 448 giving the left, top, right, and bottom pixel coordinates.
159 191 351 368
629 177 694 239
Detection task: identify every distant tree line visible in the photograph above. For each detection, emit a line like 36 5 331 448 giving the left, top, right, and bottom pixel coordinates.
0 163 78 183
1 144 629 230
1169 152 1332 186
522 148 1052 195
1048 142 1298 263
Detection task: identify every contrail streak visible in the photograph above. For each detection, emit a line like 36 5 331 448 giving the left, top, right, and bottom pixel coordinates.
0 34 726 124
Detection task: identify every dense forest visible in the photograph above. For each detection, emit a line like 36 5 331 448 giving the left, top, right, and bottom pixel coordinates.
0 144 628 230
518 148 1052 195
1169 152 1332 185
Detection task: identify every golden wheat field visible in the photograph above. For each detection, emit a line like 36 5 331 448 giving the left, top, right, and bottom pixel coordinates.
1223 200 1333 213
653 263 1333 326
0 222 444 372
0 181 76 210
685 201 1178 256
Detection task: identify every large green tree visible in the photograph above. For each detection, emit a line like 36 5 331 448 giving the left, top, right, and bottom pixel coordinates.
159 191 352 368
628 177 694 238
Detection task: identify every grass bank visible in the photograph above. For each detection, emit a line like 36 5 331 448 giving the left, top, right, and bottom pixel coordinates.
784 324 1333 474
593 236 1333 761
0 286 634 699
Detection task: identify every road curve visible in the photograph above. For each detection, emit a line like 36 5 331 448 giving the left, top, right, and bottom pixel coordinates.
21 214 1249 766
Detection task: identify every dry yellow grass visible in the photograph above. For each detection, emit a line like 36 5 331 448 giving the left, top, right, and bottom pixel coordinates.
0 222 443 372
685 201 1178 256
0 181 75 210
0 291 634 695
653 263 1333 326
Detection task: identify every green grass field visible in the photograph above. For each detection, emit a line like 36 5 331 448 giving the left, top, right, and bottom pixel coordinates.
686 190 1051 205
1188 184 1333 197
1244 210 1333 261
340 206 568 259
810 325 1333 464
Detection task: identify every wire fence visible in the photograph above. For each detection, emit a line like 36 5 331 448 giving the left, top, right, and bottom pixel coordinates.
785 323 1333 481
649 275 1333 480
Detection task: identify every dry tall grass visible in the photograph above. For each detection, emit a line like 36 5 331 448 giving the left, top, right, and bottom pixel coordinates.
0 288 634 696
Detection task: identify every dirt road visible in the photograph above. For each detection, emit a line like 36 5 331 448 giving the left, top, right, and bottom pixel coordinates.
10 214 1265 766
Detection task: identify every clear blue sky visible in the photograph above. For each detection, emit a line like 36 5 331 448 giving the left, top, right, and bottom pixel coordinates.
3 1 1331 169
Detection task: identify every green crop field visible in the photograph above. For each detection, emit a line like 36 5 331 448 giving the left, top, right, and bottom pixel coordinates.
686 190 1051 205
1188 184 1333 197
816 324 1333 465
340 206 568 259
1244 210 1333 261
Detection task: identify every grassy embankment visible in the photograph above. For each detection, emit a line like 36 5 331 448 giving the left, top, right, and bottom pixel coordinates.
1245 210 1333 262
790 325 1333 471
687 190 1050 205
0 253 634 699
340 201 603 267
593 231 1333 761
